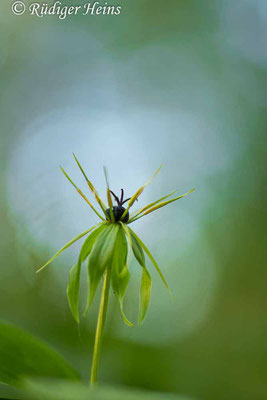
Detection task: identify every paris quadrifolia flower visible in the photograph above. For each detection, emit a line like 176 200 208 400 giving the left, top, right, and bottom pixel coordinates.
37 154 195 384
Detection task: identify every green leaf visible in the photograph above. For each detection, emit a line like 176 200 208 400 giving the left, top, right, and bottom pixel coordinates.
129 228 171 295
79 224 107 262
139 268 152 323
111 226 133 327
36 225 100 273
85 224 120 314
67 264 81 323
131 233 152 323
0 321 79 387
23 378 196 400
67 224 106 323
0 383 22 399
119 222 133 266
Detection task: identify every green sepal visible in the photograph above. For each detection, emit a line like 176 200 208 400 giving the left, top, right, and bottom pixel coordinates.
67 224 106 323
129 228 171 295
36 227 98 273
131 233 152 324
111 226 133 327
84 224 120 315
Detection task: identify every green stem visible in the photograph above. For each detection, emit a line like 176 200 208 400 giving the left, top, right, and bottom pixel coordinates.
90 267 111 385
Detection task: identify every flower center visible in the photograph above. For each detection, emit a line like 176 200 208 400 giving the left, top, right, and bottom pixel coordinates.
106 206 129 223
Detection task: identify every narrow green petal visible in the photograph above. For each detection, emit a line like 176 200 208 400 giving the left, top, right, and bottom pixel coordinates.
106 189 115 222
143 189 195 216
103 166 114 222
131 233 151 323
60 166 105 221
103 165 110 188
121 165 162 220
36 225 100 273
130 189 195 223
129 228 171 294
111 226 133 327
73 154 108 218
128 190 177 223
67 224 106 323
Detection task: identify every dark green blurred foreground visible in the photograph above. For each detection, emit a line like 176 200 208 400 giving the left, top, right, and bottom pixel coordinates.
0 320 194 399
0 0 266 399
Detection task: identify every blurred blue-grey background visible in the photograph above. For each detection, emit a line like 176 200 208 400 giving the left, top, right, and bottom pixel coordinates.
0 0 266 399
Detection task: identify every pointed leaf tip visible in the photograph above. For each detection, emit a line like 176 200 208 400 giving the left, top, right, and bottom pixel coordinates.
119 303 134 327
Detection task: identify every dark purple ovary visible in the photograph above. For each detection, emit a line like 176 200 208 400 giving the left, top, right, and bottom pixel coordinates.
106 206 129 223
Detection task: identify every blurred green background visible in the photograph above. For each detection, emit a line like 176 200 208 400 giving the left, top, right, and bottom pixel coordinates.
0 0 266 399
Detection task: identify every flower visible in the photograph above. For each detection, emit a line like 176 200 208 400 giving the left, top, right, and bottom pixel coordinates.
37 154 195 325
